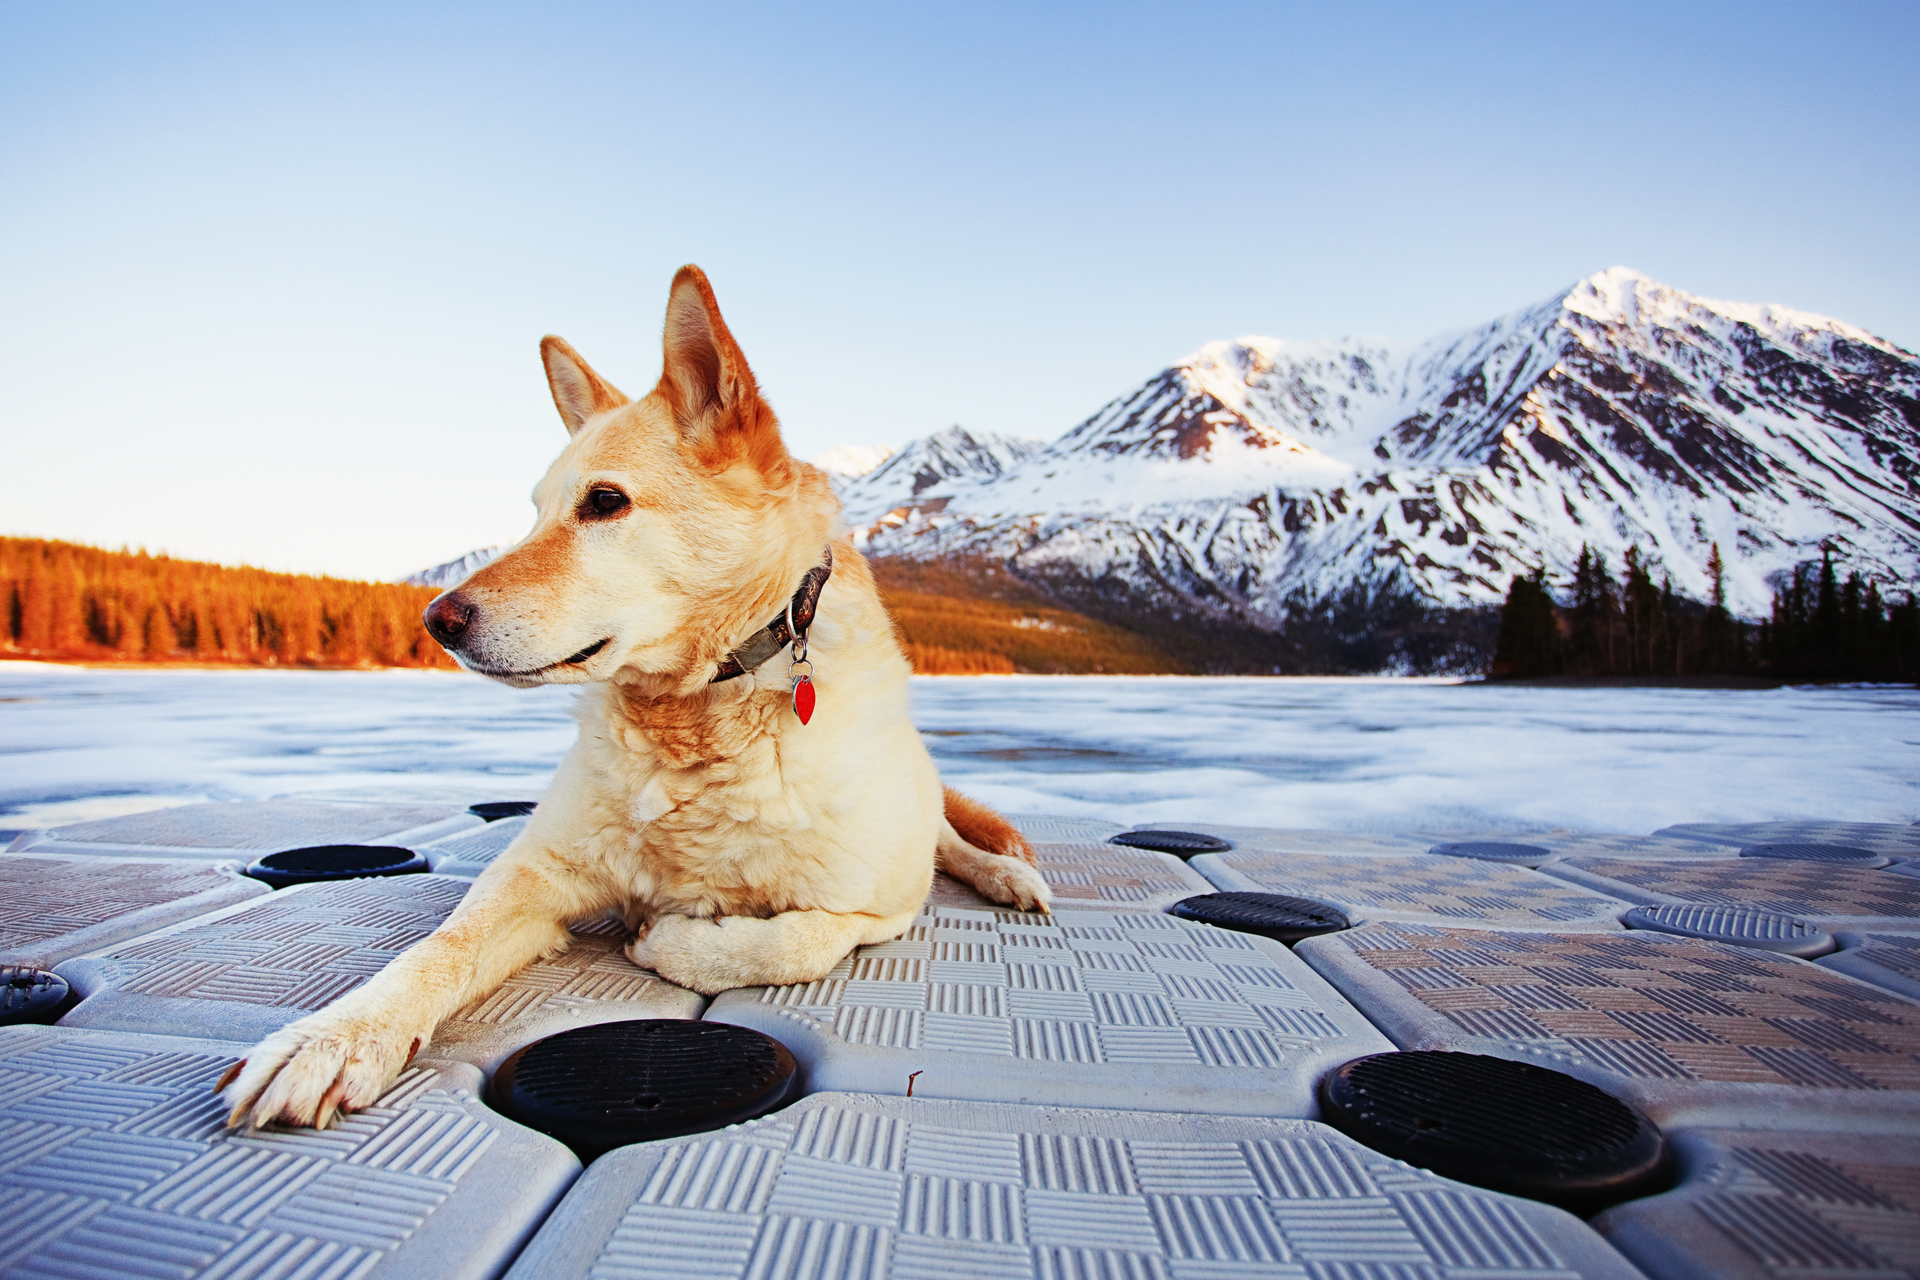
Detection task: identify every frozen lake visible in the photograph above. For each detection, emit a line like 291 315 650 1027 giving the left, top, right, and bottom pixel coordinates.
2 663 1917 839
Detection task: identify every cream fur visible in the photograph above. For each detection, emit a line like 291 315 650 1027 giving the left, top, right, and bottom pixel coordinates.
223 267 1048 1131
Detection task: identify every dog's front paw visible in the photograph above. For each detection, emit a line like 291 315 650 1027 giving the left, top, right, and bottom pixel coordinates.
222 1001 423 1131
980 855 1052 914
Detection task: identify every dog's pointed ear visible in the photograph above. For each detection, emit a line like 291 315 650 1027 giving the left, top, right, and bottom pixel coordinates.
541 336 629 435
658 265 767 446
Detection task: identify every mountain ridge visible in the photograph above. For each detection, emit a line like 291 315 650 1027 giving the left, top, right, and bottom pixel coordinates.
838 268 1920 623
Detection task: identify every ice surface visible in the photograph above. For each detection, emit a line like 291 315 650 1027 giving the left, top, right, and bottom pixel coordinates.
2 665 1915 839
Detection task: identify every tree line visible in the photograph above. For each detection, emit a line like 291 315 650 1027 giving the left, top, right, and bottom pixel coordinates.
1491 543 1920 682
2 537 458 669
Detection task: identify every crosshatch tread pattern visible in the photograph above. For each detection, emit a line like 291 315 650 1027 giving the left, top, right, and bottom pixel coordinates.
1322 923 1920 1093
1520 833 1737 861
1204 851 1630 928
743 906 1369 1070
0 1027 539 1279
1659 822 1920 856
72 876 471 1013
27 800 464 850
923 842 1210 912
1554 857 1920 922
1821 933 1920 1003
420 817 528 875
517 1095 1640 1280
0 857 248 951
1593 1128 1920 1279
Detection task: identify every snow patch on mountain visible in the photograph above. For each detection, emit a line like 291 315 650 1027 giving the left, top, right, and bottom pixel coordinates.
811 443 895 478
404 546 502 589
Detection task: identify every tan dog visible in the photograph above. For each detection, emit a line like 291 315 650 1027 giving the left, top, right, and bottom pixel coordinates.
222 266 1050 1129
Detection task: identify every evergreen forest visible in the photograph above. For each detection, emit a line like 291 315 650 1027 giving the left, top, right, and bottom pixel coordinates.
1 537 457 669
1490 544 1920 683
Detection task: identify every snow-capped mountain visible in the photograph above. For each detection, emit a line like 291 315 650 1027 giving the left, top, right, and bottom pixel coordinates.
851 269 1920 620
404 546 502 588
811 443 895 479
835 425 1045 513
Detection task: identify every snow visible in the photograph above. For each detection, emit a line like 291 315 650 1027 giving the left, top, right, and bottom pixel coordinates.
811 443 895 479
4 664 1915 842
853 267 1920 620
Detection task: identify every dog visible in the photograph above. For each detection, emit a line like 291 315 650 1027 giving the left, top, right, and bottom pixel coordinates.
222 266 1051 1130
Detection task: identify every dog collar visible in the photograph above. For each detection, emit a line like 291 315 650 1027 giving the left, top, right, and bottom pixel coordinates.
710 546 834 685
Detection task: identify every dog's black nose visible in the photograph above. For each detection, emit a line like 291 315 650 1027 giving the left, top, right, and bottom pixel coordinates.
424 592 475 648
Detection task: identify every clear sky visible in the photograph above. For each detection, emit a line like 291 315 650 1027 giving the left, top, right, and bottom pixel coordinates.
3 1 1915 581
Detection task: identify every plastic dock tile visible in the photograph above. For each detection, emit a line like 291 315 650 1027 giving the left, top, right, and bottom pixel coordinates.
1297 922 1920 1132
1544 857 1920 930
0 854 268 969
1591 1126 1920 1279
703 905 1394 1117
1190 850 1632 931
55 875 475 1043
417 815 529 879
0 1024 577 1280
428 916 707 1074
1819 931 1920 1003
924 842 1216 913
1008 815 1126 842
1479 832 1738 862
1138 823 1431 855
1656 821 1920 857
8 799 481 862
502 1091 1646 1280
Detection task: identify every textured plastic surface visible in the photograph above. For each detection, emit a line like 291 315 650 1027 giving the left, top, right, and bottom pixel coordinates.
924 841 1217 914
492 1020 796 1155
704 905 1395 1117
56 875 472 1042
1109 829 1232 855
0 966 69 1025
1659 820 1920 856
1738 841 1890 868
1139 823 1431 855
470 800 537 821
1592 1126 1920 1280
419 814 529 879
0 1025 578 1279
426 916 707 1074
504 1091 1647 1280
1193 850 1632 930
1297 922 1920 1131
9 799 481 861
1167 892 1350 943
1008 815 1126 842
1818 930 1920 1003
1623 904 1836 958
1545 856 1920 929
0 853 268 968
1427 841 1556 866
1320 1051 1670 1212
1465 832 1737 861
245 843 431 889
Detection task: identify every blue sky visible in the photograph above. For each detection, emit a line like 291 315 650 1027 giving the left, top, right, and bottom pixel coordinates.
3 1 1915 580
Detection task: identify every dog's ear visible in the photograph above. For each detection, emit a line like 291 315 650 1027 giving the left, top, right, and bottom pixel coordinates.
658 266 780 464
541 336 629 435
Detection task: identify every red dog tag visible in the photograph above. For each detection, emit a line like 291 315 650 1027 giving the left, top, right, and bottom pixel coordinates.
792 675 816 725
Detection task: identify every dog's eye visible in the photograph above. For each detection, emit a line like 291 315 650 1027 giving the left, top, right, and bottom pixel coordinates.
581 486 631 519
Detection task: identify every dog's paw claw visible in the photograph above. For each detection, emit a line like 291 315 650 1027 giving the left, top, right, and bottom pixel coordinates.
222 1009 417 1131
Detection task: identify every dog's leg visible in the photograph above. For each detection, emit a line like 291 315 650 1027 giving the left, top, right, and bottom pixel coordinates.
936 787 1051 912
627 906 917 996
223 859 594 1129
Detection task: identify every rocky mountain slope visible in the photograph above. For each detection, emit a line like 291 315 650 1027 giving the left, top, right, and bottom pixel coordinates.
840 268 1920 624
